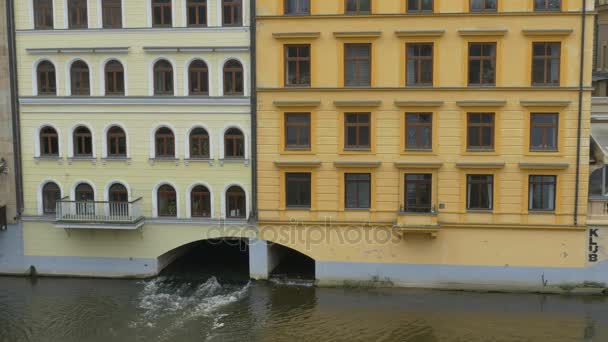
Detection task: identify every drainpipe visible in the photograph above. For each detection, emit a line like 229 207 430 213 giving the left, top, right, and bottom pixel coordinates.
5 0 23 217
250 0 258 221
574 0 587 226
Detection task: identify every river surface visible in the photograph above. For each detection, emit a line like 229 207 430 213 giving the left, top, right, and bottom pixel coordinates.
1 273 608 342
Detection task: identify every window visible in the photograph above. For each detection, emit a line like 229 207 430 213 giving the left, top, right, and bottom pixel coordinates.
407 0 433 13
42 182 61 214
532 42 561 86
187 0 207 27
190 127 210 159
102 0 122 28
405 113 432 150
467 175 493 210
152 0 172 27
285 45 311 87
226 186 246 218
223 60 244 95
37 61 56 95
345 0 371 14
286 173 311 208
404 174 432 213
40 126 59 156
155 127 175 158
530 113 558 151
467 113 495 150
70 61 90 95
68 0 88 29
534 0 560 11
285 0 310 15
191 185 211 217
34 0 54 29
75 183 94 202
529 175 556 211
468 43 496 86
285 113 311 150
406 43 433 86
189 60 209 95
105 60 125 96
107 126 127 157
470 0 497 12
108 183 128 215
224 128 245 158
73 126 93 157
154 60 174 95
157 184 177 217
344 112 371 150
223 0 242 26
345 43 371 87
345 173 371 209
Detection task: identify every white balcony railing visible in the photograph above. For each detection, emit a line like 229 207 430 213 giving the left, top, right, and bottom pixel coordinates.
55 198 144 229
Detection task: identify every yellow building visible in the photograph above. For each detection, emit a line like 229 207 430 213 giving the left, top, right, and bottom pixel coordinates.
10 0 255 276
254 0 600 289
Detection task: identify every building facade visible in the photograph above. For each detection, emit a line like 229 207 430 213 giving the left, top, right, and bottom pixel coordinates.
11 0 254 276
254 0 599 288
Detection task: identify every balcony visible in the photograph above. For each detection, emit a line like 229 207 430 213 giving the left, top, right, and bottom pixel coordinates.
588 199 608 225
55 198 145 229
394 206 440 238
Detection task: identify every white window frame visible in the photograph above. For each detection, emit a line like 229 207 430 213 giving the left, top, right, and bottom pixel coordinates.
185 182 215 218
219 124 249 160
35 123 62 158
96 0 126 28
184 57 213 96
100 57 128 96
218 56 248 96
68 122 96 158
102 122 130 158
184 124 214 160
221 182 250 219
37 179 64 215
152 181 181 218
147 0 178 28
32 58 58 96
66 57 94 96
150 123 179 159
149 56 179 96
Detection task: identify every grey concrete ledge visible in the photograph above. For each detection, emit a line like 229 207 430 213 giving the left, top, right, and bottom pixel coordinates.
394 162 443 169
458 29 508 36
17 26 249 34
394 101 443 107
334 161 382 168
395 30 445 37
455 162 506 169
27 47 129 54
143 46 249 52
519 162 570 170
19 96 250 106
521 29 574 36
334 100 382 107
333 31 382 38
457 100 507 107
520 100 572 107
274 161 322 168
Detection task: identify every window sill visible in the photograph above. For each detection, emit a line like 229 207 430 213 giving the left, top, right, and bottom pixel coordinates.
398 211 437 216
528 210 556 214
344 208 371 211
343 148 372 152
148 158 180 166
466 209 494 213
284 85 311 89
529 149 559 153
67 157 97 165
404 148 433 152
185 158 214 166
219 158 250 166
466 149 495 153
35 156 61 160
101 157 131 165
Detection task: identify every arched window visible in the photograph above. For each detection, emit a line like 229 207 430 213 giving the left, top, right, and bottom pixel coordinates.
75 183 95 215
187 0 207 27
154 60 174 95
73 126 93 157
42 182 61 214
37 61 56 95
155 127 175 158
68 0 88 29
191 185 211 217
188 60 209 95
224 128 244 158
223 59 244 95
108 183 128 216
157 184 177 217
34 0 54 29
39 126 59 156
70 61 90 95
105 60 125 96
226 186 245 218
190 127 210 159
107 126 127 157
222 0 242 26
152 0 172 27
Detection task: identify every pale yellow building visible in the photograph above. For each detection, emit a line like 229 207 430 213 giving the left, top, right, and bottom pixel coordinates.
254 0 600 289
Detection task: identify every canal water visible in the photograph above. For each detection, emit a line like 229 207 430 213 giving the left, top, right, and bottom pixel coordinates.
1 242 607 342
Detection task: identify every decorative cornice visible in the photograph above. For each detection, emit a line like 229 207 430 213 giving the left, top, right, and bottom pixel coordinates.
334 161 382 168
19 96 250 106
143 46 249 52
519 162 569 170
521 29 573 37
456 100 507 108
520 101 571 108
274 161 322 168
273 100 321 108
272 32 321 39
394 101 443 107
455 162 506 169
394 162 443 169
27 47 129 54
333 100 382 107
394 30 445 38
333 31 382 38
458 29 508 37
